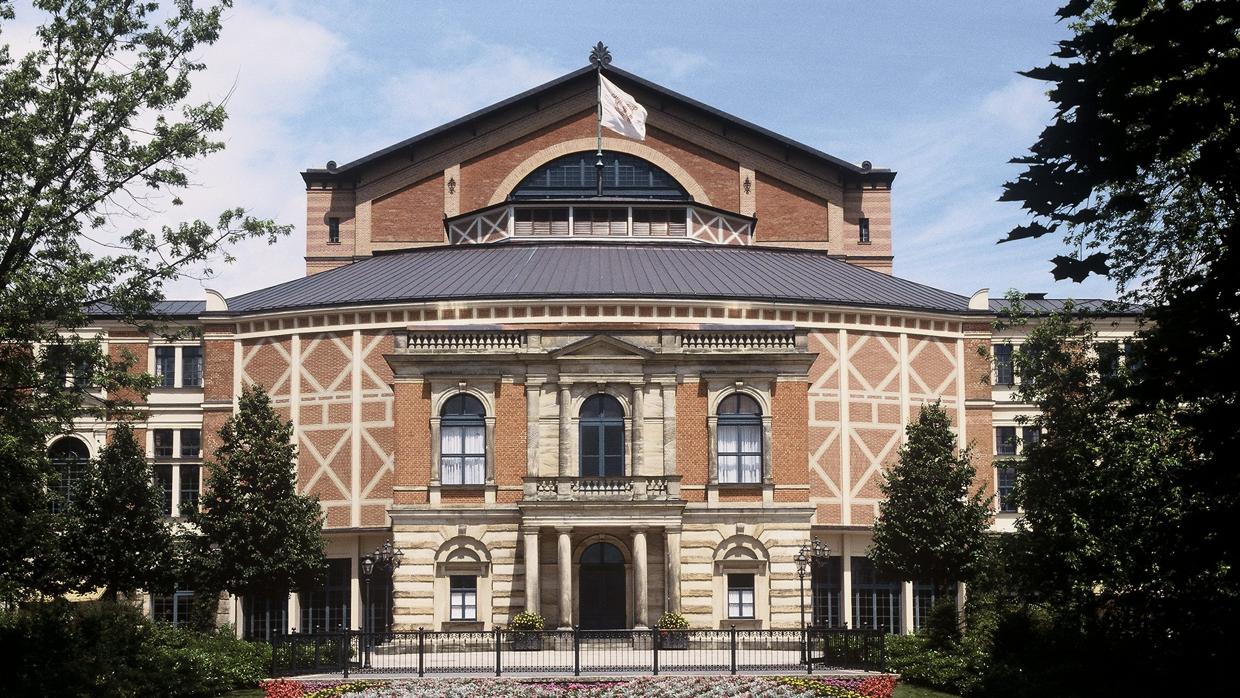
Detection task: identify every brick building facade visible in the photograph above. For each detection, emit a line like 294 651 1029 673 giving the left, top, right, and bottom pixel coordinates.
55 64 1137 637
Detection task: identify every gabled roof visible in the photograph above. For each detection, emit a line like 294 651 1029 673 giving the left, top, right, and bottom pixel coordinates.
225 240 966 315
303 65 892 184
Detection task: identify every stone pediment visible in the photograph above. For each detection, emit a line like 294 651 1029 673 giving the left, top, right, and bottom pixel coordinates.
550 334 654 360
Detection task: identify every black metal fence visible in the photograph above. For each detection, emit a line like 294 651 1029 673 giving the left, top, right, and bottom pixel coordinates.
270 627 885 678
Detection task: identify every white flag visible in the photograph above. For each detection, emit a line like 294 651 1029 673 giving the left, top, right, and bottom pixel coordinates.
599 74 647 140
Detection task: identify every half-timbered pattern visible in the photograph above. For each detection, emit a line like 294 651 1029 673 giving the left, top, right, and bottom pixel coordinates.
57 62 1138 637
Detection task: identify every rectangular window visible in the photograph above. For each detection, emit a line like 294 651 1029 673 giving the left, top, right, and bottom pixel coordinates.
995 426 1017 456
1022 427 1040 450
993 344 1014 386
449 575 478 621
327 217 340 244
180 429 201 458
851 557 900 632
515 207 569 236
152 588 194 628
179 465 200 515
997 466 1017 512
182 346 203 387
244 592 288 641
154 347 176 387
717 424 762 484
811 556 842 628
155 465 173 516
913 582 957 631
300 559 352 632
440 424 485 485
727 573 756 619
858 217 871 244
1097 342 1121 378
154 429 174 458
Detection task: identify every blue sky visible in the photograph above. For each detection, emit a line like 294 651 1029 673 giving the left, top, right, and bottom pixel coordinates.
10 0 1117 300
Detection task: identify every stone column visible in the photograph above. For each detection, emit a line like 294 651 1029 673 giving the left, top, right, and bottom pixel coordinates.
557 527 573 628
901 581 914 635
665 526 682 614
632 527 649 628
631 383 646 476
524 530 541 614
558 385 572 477
661 383 677 475
525 383 541 478
841 536 854 629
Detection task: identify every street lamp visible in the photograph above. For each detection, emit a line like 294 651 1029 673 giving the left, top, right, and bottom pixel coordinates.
794 538 831 665
359 541 404 668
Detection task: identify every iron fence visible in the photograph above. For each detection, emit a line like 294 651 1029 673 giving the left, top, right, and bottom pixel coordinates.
270 626 885 678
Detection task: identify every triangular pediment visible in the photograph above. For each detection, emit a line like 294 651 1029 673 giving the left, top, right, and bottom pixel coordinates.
550 334 654 360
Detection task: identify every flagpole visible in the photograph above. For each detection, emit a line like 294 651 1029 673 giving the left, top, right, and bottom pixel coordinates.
590 42 610 197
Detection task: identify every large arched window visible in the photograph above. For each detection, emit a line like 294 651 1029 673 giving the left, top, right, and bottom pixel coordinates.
48 437 90 512
717 393 762 484
440 394 486 485
579 394 624 477
510 151 689 200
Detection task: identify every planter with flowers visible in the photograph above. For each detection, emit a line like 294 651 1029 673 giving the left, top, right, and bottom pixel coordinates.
655 612 690 650
508 611 545 651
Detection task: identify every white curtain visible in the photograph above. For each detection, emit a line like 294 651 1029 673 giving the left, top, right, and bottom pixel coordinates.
718 423 762 483
442 425 486 484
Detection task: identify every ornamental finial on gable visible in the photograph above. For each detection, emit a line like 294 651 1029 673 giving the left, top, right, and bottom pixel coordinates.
589 42 612 67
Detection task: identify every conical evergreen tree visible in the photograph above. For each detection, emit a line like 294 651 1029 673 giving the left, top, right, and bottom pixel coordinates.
869 401 991 597
65 422 174 599
188 385 325 600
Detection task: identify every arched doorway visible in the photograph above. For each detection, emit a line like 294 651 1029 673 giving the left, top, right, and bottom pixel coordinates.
579 542 626 629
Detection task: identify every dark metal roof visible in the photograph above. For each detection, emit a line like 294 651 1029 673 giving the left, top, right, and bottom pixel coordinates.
225 241 968 315
989 298 1142 316
304 65 891 182
87 300 206 318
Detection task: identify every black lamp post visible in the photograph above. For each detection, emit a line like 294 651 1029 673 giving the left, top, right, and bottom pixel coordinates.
795 537 831 665
359 540 403 669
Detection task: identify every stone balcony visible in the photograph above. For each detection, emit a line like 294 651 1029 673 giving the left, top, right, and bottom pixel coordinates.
522 475 681 502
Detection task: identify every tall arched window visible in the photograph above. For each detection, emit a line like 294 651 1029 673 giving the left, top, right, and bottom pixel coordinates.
580 394 624 477
48 437 89 512
440 394 486 485
717 393 762 484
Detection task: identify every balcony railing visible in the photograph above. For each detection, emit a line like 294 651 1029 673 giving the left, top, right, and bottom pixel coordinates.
444 200 756 246
523 475 681 502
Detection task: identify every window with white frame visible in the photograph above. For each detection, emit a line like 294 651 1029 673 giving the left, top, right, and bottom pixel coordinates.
727 573 756 618
449 575 477 621
152 588 194 627
152 345 204 388
154 347 176 387
48 437 89 513
993 344 1014 386
995 426 1018 513
440 394 486 485
717 393 762 484
152 428 203 517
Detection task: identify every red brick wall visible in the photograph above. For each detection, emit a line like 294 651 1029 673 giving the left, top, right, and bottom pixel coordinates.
771 380 809 489
372 174 444 243
842 186 892 258
306 188 355 261
393 381 430 504
676 380 708 502
494 381 527 502
756 173 830 243
107 332 147 405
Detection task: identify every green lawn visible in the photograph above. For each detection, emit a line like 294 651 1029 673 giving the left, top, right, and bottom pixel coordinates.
893 684 961 698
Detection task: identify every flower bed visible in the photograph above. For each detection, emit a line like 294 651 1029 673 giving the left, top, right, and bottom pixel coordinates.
262 675 898 698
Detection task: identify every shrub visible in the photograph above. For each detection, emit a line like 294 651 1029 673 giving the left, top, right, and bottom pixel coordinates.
508 611 545 631
655 612 688 630
0 600 269 697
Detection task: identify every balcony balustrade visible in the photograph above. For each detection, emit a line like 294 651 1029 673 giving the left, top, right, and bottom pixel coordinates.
523 475 681 502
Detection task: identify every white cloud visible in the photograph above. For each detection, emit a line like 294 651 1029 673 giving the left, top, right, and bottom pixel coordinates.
643 47 711 80
980 77 1052 138
379 37 564 135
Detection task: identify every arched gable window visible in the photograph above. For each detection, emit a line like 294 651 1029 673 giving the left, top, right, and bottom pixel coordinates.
580 394 624 477
48 437 90 512
717 393 762 484
510 151 689 200
440 394 486 485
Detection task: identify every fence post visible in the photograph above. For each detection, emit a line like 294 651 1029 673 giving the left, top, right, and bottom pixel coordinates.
651 627 659 676
573 626 580 677
494 628 502 676
270 631 281 678
342 630 350 679
417 627 425 677
729 625 737 675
